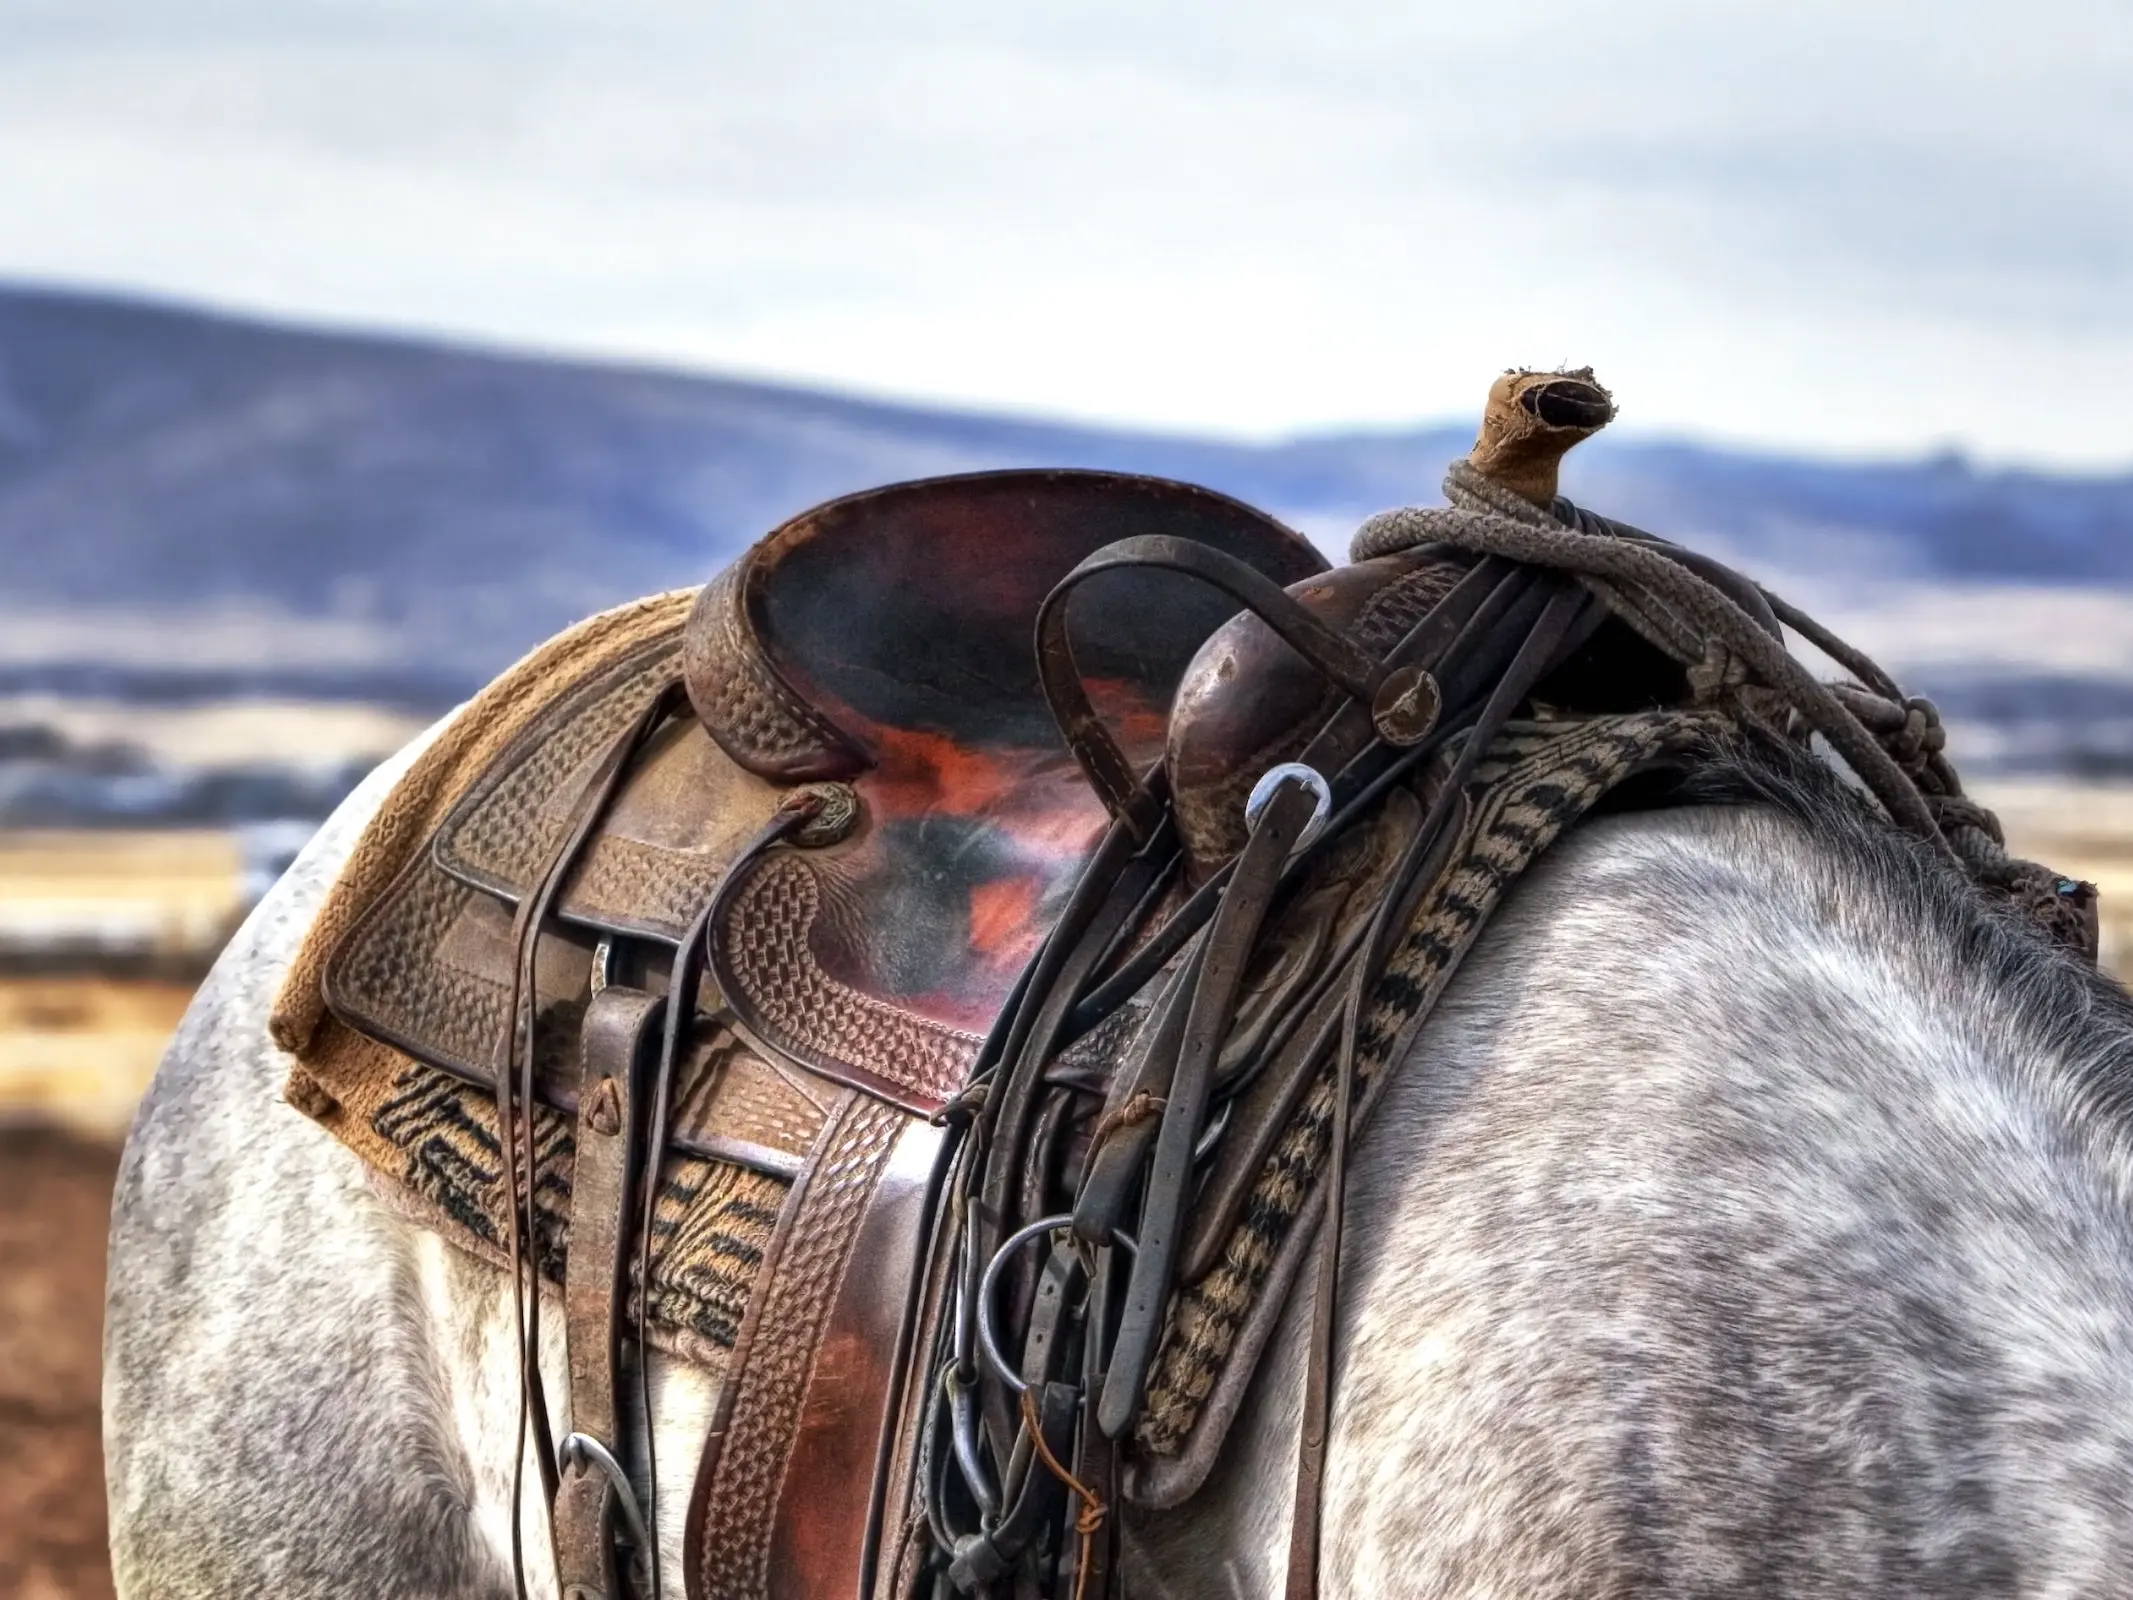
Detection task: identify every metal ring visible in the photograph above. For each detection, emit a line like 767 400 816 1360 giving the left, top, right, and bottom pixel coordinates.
559 1432 654 1557
974 1213 1077 1396
1244 762 1332 852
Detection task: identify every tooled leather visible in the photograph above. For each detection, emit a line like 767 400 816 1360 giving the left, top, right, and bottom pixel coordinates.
328 866 594 1086
716 852 980 1110
444 684 788 944
692 1093 906 1598
328 857 827 1178
683 560 869 780
556 832 735 942
542 718 788 939
435 636 681 897
672 1027 832 1164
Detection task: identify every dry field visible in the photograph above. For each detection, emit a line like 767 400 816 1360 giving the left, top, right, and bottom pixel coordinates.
0 1128 117 1600
0 832 237 1595
0 979 197 1141
0 829 242 1137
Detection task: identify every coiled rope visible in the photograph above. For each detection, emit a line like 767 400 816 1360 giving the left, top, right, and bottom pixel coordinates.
1353 459 2098 958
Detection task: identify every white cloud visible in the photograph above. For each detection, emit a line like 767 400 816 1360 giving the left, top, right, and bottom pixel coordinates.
1 0 2127 465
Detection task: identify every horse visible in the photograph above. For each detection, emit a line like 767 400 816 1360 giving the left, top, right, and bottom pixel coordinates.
105 715 2133 1598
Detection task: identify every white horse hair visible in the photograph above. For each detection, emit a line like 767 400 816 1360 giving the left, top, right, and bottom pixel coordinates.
105 728 2133 1597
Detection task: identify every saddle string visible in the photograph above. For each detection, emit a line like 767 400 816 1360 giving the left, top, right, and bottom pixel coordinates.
497 680 687 1600
626 859 746 1600
1018 1384 1107 1600
927 538 1611 1594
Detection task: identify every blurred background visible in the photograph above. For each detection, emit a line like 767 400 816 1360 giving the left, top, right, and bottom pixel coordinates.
3 3 2130 1592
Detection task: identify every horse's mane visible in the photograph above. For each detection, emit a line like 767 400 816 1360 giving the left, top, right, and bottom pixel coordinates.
1673 731 2133 1158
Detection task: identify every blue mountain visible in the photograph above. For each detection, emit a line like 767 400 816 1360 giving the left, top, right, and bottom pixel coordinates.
2 279 2128 709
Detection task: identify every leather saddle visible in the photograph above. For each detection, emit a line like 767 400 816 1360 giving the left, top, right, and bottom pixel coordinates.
314 374 2049 1600
322 464 1692 1596
321 468 1331 1595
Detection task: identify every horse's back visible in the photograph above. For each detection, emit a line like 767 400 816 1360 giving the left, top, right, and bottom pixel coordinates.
105 763 2133 1598
1134 802 2133 1597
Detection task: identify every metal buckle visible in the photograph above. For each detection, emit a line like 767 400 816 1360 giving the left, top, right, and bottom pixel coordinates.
1244 762 1332 852
558 1432 654 1564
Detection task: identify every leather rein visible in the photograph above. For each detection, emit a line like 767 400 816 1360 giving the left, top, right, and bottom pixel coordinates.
922 528 1624 1599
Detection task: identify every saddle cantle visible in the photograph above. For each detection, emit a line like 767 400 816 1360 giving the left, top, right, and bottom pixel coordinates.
281 373 2096 1600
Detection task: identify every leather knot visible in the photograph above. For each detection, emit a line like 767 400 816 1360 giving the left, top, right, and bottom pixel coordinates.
1090 1090 1166 1153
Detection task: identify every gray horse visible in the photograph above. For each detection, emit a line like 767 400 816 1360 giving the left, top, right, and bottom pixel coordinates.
104 728 2133 1597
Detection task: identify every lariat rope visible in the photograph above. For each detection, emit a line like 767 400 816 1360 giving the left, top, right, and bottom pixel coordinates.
1353 460 2098 959
1358 461 1996 874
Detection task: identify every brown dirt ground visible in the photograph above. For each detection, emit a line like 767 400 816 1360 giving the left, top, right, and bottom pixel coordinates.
0 1126 118 1600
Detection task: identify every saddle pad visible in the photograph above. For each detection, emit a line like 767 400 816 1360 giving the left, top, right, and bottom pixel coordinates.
1125 706 1731 1505
355 1054 788 1368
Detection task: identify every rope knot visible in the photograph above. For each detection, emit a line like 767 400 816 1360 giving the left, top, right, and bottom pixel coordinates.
1885 696 1946 766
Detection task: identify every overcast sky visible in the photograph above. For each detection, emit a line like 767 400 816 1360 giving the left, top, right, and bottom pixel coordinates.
2 1 2128 466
